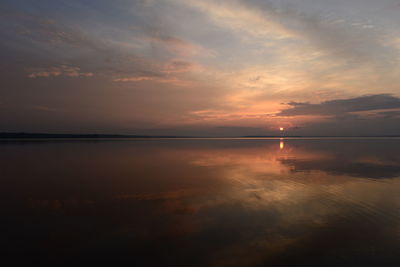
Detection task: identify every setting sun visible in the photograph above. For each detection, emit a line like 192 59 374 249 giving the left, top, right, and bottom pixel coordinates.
280 127 284 132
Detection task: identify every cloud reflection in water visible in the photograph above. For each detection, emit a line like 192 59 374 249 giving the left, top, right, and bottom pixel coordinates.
1 139 400 266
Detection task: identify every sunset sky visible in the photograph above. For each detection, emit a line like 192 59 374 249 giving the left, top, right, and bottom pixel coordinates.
1 0 400 136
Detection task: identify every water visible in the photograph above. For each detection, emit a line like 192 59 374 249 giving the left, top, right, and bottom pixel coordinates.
1 138 400 266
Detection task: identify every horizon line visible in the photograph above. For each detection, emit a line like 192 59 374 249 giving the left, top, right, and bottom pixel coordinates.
2 132 400 139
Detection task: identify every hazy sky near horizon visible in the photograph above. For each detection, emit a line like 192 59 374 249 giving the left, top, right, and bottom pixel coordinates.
1 0 400 136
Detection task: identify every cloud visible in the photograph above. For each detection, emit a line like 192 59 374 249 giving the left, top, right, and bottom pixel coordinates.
113 76 155 82
28 65 94 78
0 11 107 54
149 34 194 49
163 60 196 73
278 94 400 117
112 72 190 86
176 0 294 39
146 32 215 57
2 0 400 135
112 70 164 82
247 1 394 66
179 0 398 68
112 60 199 83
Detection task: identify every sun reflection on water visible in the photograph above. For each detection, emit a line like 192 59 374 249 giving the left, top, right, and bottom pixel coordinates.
280 139 284 150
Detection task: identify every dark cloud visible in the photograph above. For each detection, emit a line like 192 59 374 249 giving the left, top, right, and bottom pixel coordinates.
278 94 400 117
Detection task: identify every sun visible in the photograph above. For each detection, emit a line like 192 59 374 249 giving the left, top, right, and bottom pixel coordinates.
279 127 284 132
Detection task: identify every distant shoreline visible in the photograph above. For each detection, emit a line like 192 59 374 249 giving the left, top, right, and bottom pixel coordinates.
1 133 400 139
0 133 191 139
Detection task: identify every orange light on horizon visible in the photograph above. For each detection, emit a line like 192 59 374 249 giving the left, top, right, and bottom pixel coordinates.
279 127 284 131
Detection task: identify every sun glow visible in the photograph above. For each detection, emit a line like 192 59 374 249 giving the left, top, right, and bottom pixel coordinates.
279 127 284 131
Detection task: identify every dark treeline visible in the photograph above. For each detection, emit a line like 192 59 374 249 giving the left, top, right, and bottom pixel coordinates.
1 133 400 139
0 133 190 139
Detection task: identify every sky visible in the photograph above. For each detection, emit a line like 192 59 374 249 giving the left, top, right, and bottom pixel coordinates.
1 0 400 136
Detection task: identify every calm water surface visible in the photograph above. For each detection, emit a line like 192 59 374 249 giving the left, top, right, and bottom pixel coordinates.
1 138 400 266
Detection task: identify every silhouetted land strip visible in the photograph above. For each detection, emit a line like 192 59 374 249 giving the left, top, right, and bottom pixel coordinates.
0 133 191 139
243 135 400 138
2 133 400 139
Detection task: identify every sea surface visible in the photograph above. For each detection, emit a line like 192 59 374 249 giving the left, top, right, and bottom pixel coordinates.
1 138 400 266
